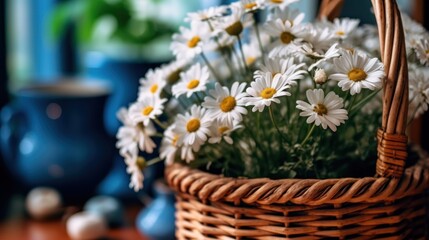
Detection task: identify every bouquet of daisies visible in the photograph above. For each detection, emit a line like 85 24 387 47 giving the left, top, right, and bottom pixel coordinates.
116 0 429 191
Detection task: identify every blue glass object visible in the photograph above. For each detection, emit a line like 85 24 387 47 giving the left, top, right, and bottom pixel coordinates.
136 181 176 240
0 81 114 200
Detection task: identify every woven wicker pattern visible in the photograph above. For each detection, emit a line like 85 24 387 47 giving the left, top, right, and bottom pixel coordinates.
175 194 427 239
167 160 429 206
167 0 429 239
318 0 344 21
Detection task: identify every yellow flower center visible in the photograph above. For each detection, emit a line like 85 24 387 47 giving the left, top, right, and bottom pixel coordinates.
167 69 182 85
186 118 201 133
261 88 277 99
172 135 179 146
345 47 355 54
272 72 280 78
271 0 283 3
220 96 236 112
336 31 345 36
150 84 158 94
136 157 147 170
245 2 257 9
187 36 201 48
225 21 244 36
187 79 200 89
348 68 367 82
142 106 154 116
426 49 429 54
218 126 230 134
280 32 295 44
246 57 256 65
313 103 328 115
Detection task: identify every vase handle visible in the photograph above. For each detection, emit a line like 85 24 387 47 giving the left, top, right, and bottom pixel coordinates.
0 104 27 173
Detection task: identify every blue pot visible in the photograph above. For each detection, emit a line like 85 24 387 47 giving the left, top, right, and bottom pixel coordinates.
0 81 114 200
82 52 166 136
136 181 175 240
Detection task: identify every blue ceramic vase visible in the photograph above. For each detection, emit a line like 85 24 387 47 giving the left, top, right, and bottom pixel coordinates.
136 181 175 240
0 81 114 199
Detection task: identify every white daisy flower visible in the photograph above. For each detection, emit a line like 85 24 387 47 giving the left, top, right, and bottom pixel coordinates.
415 39 429 66
116 125 138 160
244 72 292 112
264 18 304 57
129 96 167 126
138 69 166 99
255 57 306 85
172 63 210 98
409 68 429 118
117 107 134 128
202 82 248 124
329 50 385 95
116 119 157 156
406 32 426 53
125 157 145 192
255 57 294 79
208 119 242 144
302 26 336 52
300 43 340 71
160 125 180 165
116 107 150 159
216 4 253 36
185 5 228 22
331 18 360 39
170 21 211 60
232 0 265 12
268 6 305 26
264 0 300 9
174 105 211 147
180 144 199 163
160 60 188 86
296 89 348 132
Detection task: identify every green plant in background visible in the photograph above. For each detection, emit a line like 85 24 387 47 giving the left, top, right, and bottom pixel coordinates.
50 0 186 60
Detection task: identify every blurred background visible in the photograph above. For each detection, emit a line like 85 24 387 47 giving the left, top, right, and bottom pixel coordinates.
0 0 428 239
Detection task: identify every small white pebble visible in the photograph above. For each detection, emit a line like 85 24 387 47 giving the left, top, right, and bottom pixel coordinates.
66 212 107 240
26 187 62 219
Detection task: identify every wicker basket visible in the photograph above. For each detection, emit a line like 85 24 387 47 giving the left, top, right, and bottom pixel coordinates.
166 0 429 239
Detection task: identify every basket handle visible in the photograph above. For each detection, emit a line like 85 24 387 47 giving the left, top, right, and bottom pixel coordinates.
319 0 409 178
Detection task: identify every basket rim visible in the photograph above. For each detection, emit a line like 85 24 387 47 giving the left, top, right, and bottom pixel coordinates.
166 154 429 206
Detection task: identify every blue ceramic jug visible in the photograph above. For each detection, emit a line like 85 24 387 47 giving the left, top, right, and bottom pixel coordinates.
136 181 175 240
0 81 114 199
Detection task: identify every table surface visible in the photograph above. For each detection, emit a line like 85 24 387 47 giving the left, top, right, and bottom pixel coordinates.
0 196 147 240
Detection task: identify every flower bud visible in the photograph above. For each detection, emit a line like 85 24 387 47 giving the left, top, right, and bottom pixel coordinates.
314 68 327 85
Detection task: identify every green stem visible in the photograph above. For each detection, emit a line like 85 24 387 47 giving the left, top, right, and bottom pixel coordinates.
253 19 264 55
146 157 164 166
194 92 204 103
350 89 381 114
236 35 249 72
347 95 357 112
200 52 223 83
230 45 246 76
269 106 286 142
153 133 164 138
300 124 316 146
153 118 168 130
